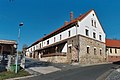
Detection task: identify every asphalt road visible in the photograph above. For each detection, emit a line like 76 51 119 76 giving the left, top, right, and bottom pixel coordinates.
22 62 119 80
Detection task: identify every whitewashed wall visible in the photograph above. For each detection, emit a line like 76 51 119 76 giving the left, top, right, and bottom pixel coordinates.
78 10 105 43
28 10 105 52
108 48 120 56
42 26 76 47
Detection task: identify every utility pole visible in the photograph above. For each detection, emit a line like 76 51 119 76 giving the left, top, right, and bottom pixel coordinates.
15 22 23 73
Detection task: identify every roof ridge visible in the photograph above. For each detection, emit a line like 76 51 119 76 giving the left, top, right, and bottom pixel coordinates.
29 9 94 47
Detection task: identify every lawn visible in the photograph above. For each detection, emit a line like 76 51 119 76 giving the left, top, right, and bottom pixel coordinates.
0 70 30 80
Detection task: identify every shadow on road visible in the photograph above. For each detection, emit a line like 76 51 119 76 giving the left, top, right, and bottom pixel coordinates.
25 59 51 68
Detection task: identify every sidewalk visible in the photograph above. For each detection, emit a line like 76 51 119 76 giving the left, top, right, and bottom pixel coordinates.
105 68 120 80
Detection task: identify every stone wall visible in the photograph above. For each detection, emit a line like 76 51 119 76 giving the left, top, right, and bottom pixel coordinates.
40 56 67 63
67 36 79 63
79 35 106 65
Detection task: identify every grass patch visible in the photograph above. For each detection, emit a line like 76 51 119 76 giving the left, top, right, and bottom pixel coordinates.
0 69 30 80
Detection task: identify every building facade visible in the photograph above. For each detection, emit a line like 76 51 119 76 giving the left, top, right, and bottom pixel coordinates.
26 10 106 65
106 39 120 62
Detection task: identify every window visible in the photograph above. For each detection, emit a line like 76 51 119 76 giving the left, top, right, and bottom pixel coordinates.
68 30 71 37
100 49 102 55
94 48 96 55
69 47 72 53
60 35 62 40
110 48 112 53
85 29 89 36
115 49 117 53
54 37 56 42
87 47 89 54
99 35 102 41
34 47 35 50
40 43 41 48
91 19 94 26
47 40 49 45
94 21 96 27
93 32 96 38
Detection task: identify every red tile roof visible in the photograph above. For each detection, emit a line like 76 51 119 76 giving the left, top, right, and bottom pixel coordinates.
106 39 120 48
29 9 94 47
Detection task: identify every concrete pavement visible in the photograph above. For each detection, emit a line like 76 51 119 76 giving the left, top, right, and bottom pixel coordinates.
25 58 79 75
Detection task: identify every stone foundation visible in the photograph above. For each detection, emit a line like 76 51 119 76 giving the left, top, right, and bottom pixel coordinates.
80 54 105 65
40 56 67 63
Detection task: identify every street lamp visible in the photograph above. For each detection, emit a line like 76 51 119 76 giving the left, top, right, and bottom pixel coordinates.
15 22 23 73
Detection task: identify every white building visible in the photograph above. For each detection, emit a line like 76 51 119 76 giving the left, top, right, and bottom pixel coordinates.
26 9 106 65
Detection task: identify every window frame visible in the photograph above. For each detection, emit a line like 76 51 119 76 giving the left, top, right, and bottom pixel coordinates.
94 48 96 55
100 49 102 55
110 48 112 53
68 30 71 37
99 35 102 41
91 19 94 26
60 34 62 40
93 32 96 39
87 46 90 54
85 29 89 36
47 40 49 45
115 48 117 53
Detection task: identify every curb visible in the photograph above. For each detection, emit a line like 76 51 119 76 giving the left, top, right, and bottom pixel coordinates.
5 75 37 80
96 65 120 80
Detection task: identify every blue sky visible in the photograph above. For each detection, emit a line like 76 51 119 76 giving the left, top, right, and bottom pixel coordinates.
0 0 120 50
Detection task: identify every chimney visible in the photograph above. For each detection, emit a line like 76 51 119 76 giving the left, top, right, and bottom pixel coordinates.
70 11 73 21
64 21 69 25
